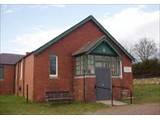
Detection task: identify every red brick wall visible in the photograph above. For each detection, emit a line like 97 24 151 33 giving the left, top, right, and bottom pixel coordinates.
73 77 96 102
121 54 133 90
0 64 15 94
15 55 35 101
33 20 104 102
15 20 133 102
15 63 19 95
15 61 24 96
73 55 133 102
23 55 34 101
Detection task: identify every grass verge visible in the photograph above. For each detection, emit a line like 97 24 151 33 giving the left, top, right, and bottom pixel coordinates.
0 95 106 115
0 84 159 114
132 84 160 104
120 84 160 104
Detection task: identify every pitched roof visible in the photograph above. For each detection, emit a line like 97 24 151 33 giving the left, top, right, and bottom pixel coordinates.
72 36 120 56
0 53 24 65
33 15 134 60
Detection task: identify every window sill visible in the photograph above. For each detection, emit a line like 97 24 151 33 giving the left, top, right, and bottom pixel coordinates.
74 75 96 79
74 75 122 79
49 75 58 79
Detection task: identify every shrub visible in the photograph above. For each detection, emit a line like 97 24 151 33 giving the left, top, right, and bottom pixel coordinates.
133 58 160 78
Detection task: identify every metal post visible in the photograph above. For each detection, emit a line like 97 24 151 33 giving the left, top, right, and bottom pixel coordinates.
83 55 88 102
111 85 113 106
26 84 28 103
83 55 86 102
83 71 85 102
130 90 132 104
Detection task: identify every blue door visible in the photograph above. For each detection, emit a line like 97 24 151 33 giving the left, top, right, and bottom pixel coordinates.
95 67 112 100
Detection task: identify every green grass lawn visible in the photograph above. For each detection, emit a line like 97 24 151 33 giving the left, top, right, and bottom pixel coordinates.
0 84 159 114
0 95 106 115
132 84 160 104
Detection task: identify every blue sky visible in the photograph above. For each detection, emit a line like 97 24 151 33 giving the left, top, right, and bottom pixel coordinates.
0 4 159 54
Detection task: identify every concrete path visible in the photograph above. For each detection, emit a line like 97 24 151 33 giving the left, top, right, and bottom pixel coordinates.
96 100 127 106
94 103 160 115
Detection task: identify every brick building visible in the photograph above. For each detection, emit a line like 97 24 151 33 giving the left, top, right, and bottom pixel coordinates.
0 53 23 94
1 16 134 102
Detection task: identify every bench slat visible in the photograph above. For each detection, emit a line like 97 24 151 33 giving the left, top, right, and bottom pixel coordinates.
45 91 73 102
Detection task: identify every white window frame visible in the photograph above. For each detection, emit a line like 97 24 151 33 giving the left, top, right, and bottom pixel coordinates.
75 55 122 78
112 60 122 78
15 65 18 80
49 55 58 78
20 60 23 80
0 65 4 80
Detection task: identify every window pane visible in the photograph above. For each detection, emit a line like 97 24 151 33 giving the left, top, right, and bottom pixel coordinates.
76 70 80 75
108 57 120 76
94 56 120 76
81 65 84 74
76 55 89 75
87 55 95 74
75 56 82 75
50 55 57 75
88 55 94 64
0 66 4 80
87 64 95 74
75 55 120 77
76 61 80 66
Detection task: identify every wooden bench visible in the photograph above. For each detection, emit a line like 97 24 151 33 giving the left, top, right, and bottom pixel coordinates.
45 91 73 102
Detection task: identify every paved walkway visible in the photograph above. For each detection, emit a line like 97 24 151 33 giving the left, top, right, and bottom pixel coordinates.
96 100 127 106
94 103 160 115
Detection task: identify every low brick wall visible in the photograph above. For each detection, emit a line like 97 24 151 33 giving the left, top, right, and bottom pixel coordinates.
134 77 160 85
73 77 126 102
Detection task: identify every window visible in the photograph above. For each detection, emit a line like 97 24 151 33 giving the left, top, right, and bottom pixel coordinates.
75 56 84 75
15 65 18 80
50 55 58 77
87 55 95 74
95 56 121 76
75 55 121 77
0 65 4 80
105 57 120 76
20 61 23 80
75 57 81 75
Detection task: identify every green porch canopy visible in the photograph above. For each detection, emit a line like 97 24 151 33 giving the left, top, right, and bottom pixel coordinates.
72 36 120 57
73 36 121 76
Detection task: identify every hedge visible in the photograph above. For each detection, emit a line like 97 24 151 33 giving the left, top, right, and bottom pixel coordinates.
132 59 160 78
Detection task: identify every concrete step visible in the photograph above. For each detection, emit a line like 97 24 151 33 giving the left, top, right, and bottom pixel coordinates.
96 100 128 106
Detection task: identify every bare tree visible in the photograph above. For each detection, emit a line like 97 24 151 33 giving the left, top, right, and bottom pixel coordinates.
133 38 157 61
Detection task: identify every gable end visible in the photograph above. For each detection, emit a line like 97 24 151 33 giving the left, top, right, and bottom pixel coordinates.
33 15 134 61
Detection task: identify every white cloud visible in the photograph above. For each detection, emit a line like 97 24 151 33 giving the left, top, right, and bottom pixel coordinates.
1 4 66 15
4 9 14 14
49 4 66 8
3 5 159 56
100 6 159 51
28 4 66 9
11 28 66 54
1 5 14 14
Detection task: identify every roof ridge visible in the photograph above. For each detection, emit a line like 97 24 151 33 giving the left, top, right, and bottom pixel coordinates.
16 15 134 61
34 15 94 54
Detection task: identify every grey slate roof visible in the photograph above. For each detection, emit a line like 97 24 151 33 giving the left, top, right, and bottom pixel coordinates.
0 53 24 65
